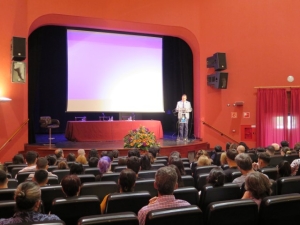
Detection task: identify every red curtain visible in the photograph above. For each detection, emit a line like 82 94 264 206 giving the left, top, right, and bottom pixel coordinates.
290 88 300 147
256 89 288 147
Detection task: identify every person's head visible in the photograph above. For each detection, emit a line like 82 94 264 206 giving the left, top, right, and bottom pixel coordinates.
76 155 88 164
281 147 292 156
235 153 253 173
57 161 68 169
168 156 185 175
226 148 238 162
197 155 211 166
61 175 81 197
239 142 249 152
0 169 8 188
101 151 108 158
256 147 266 153
169 164 183 187
214 145 222 152
294 142 300 152
128 149 140 158
98 156 112 174
226 142 231 151
36 157 48 170
118 157 127 166
88 157 99 167
148 147 159 159
271 143 280 151
169 151 181 161
181 94 187 102
47 154 57 166
220 152 227 165
257 152 271 168
12 154 24 164
127 156 140 174
244 172 272 200
277 160 291 178
88 149 99 160
70 162 84 175
112 150 119 159
67 153 76 162
155 166 178 195
25 151 38 165
237 145 246 154
15 181 41 212
78 149 85 156
281 140 289 148
207 167 225 187
54 148 64 159
140 154 151 170
106 151 114 161
33 170 48 186
229 143 238 150
266 145 275 156
118 169 136 193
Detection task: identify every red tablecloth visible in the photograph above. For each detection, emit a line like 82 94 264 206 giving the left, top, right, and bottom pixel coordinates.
65 120 163 142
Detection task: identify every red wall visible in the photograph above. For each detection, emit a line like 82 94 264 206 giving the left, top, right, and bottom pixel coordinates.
1 0 299 161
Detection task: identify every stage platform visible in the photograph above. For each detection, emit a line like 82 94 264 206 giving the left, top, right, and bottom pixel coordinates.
24 133 209 159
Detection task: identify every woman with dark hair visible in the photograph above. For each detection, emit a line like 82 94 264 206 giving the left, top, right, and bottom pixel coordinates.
46 154 57 166
66 153 76 162
57 161 69 169
69 162 84 175
0 181 60 224
169 164 184 187
168 156 186 175
100 169 136 213
12 154 25 164
87 149 99 160
281 147 292 156
277 160 292 179
207 167 225 187
61 175 81 197
140 154 151 170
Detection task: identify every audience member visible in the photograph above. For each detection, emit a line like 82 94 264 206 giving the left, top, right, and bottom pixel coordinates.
169 156 186 175
237 145 246 154
277 160 291 179
33 170 48 186
76 155 88 164
57 161 68 169
256 147 266 153
112 150 119 159
148 153 154 164
54 148 65 161
28 157 58 179
266 145 275 156
207 167 225 187
220 152 227 165
149 147 159 161
281 140 289 148
46 154 57 166
252 152 272 171
291 150 300 175
95 156 112 180
18 151 38 173
66 153 76 162
118 157 127 166
281 147 292 156
271 143 280 155
69 162 84 175
168 151 181 163
12 154 25 164
233 153 254 187
225 142 231 151
0 169 8 188
224 149 239 182
100 169 136 214
127 156 141 178
0 181 60 224
106 151 114 161
214 145 222 152
294 142 300 152
138 166 190 225
197 155 211 166
242 172 272 208
239 142 250 153
169 164 184 187
78 149 85 156
88 157 99 167
229 143 238 150
140 154 152 170
61 175 81 197
128 149 140 158
87 149 99 160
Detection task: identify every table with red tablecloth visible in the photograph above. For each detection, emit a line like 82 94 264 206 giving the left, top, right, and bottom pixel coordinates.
65 120 163 142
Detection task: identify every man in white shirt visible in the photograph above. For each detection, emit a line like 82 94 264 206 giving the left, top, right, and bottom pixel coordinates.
176 94 192 141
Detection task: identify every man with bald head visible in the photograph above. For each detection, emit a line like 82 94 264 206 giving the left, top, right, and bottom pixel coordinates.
271 143 281 155
237 145 245 154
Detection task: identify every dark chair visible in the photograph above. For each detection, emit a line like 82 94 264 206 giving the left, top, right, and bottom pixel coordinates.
182 175 195 187
11 167 27 178
270 179 277 196
77 174 95 183
48 166 58 172
150 163 164 170
105 191 151 214
153 159 167 166
80 181 118 202
285 154 298 164
181 158 190 163
261 167 278 180
51 195 100 225
40 116 60 147
199 183 241 211
7 178 18 188
0 188 16 201
156 156 168 161
47 177 59 185
135 179 157 197
194 165 217 179
221 164 229 170
174 187 199 205
7 164 26 174
259 193 300 225
145 205 203 225
184 167 192 175
138 170 157 179
269 155 284 167
4 161 13 167
0 200 15 219
277 176 300 195
183 161 190 168
196 173 209 191
84 168 100 177
231 171 242 181
41 185 65 214
17 172 34 184
67 162 75 167
114 166 127 172
78 212 139 225
215 152 222 166
206 199 258 225
27 221 66 225
52 169 70 183
101 173 120 183
6 173 12 179
111 162 119 172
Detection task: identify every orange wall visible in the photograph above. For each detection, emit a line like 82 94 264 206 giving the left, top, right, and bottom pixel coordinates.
1 0 299 161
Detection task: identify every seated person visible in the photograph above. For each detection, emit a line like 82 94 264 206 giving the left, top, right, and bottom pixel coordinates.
281 140 289 148
32 170 48 186
169 156 186 175
207 167 225 186
291 150 300 175
197 155 211 167
0 169 8 188
76 155 88 164
18 151 38 175
266 145 275 156
281 147 295 156
127 156 141 179
87 149 99 161
138 166 190 225
220 152 227 166
100 168 136 214
169 164 184 187
211 145 222 165
242 171 272 208
0 181 60 224
78 149 86 156
112 150 119 159
168 151 181 164
277 160 292 179
57 161 68 169
28 157 58 179
232 153 254 187
54 148 66 161
88 157 99 168
237 145 246 154
252 152 273 171
271 143 281 155
61 175 81 198
70 162 84 175
148 147 160 161
224 148 239 182
140 154 152 170
46 154 57 166
95 156 112 180
128 149 140 158
12 154 25 164
66 153 76 162
118 157 127 166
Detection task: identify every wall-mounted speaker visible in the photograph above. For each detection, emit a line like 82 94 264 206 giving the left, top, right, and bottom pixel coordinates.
11 37 26 61
206 52 227 71
207 72 228 89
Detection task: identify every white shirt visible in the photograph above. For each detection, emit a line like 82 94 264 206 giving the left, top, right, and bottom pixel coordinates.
176 100 192 119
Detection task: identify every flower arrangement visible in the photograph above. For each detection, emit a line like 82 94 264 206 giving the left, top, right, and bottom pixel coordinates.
124 126 160 151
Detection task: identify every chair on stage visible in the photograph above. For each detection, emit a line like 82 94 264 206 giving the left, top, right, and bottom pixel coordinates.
40 116 60 148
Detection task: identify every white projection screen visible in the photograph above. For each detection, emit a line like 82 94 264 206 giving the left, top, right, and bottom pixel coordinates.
67 29 164 112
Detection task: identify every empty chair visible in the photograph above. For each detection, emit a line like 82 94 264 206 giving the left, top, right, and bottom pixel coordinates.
261 167 278 180
183 161 190 168
17 172 34 184
40 185 65 214
138 170 157 179
0 200 15 219
145 205 203 225
52 169 70 183
151 163 164 170
84 168 100 177
7 164 26 174
39 116 60 147
153 159 167 166
80 181 118 202
277 176 300 195
7 179 18 188
77 174 95 183
51 195 100 225
78 212 139 225
196 173 209 191
0 188 16 201
47 177 59 185
105 191 151 214
174 187 199 205
135 179 157 197
199 183 241 211
206 199 258 225
101 173 120 183
259 193 300 225
184 167 192 175
181 175 195 187
114 166 127 172
269 155 284 167
48 166 58 172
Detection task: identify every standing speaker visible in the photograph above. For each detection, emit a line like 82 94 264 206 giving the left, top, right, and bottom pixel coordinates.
213 52 227 71
11 37 26 61
207 72 228 89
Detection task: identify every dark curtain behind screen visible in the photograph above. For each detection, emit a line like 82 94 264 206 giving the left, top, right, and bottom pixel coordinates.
28 26 193 143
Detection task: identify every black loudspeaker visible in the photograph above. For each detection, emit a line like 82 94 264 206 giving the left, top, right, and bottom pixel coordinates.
206 52 227 71
207 72 228 89
11 37 26 61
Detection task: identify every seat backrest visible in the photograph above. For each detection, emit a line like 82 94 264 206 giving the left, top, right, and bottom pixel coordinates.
52 169 70 183
77 174 95 183
101 173 120 183
0 200 16 219
150 163 165 170
285 154 298 164
182 175 195 188
17 172 34 184
181 158 190 163
7 164 26 173
269 155 284 167
196 173 209 191
7 178 18 188
0 188 16 201
145 205 203 225
184 167 192 175
47 177 59 185
194 165 217 179
48 166 58 172
206 199 258 225
11 166 27 177
78 212 139 225
174 187 199 205
156 156 168 161
261 167 278 180
84 168 100 177
138 170 157 179
114 166 127 172
259 193 300 225
51 195 100 225
199 183 241 211
231 171 242 181
153 159 167 166
80 181 118 202
106 191 151 214
111 162 119 172
277 176 300 195
40 185 65 214
183 161 190 168
135 179 157 197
